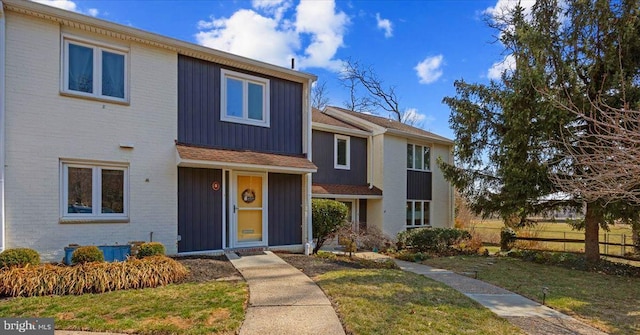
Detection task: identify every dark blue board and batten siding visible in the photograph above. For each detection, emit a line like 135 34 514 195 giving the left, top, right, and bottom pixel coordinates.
268 173 302 246
178 167 223 252
178 55 303 155
311 130 368 185
407 170 432 200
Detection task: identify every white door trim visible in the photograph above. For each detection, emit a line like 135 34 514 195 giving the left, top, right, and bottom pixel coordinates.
230 171 268 248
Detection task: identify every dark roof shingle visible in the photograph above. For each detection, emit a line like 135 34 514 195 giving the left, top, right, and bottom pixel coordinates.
177 144 317 171
312 183 382 197
328 106 452 143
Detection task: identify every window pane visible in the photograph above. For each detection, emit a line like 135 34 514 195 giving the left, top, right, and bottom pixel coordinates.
226 78 243 118
68 167 93 214
407 144 413 169
406 202 413 226
248 82 264 121
102 169 124 214
102 51 125 98
424 202 430 226
424 146 431 170
337 138 347 166
68 44 93 93
414 201 422 226
415 145 423 170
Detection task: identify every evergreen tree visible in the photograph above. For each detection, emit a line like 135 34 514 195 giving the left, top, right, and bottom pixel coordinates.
441 0 640 263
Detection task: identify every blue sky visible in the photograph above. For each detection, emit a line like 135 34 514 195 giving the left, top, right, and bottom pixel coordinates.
34 0 532 139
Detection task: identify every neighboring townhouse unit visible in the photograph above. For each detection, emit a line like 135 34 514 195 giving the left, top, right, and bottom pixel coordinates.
311 108 383 233
319 107 454 238
0 0 316 260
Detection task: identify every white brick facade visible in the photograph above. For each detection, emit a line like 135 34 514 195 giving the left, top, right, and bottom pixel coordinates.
4 12 178 261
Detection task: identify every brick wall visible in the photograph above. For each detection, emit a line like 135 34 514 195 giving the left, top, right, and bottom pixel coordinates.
4 12 178 261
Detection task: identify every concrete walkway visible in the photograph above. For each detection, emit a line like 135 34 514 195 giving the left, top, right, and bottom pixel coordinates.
355 252 607 335
227 251 345 335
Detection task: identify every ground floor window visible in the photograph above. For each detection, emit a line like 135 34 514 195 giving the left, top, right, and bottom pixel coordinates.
406 200 430 227
61 161 128 221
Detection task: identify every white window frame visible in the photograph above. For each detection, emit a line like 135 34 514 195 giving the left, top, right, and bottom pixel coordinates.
61 34 129 103
334 134 351 170
220 69 270 127
407 143 431 171
406 200 431 227
60 160 129 222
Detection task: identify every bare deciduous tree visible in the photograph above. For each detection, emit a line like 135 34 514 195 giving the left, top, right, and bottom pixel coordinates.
340 58 421 125
311 80 331 110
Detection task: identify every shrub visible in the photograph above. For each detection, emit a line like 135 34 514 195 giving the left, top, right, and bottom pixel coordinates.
0 255 188 297
137 242 166 258
0 248 40 268
359 226 394 252
71 246 104 264
397 227 472 254
312 199 349 254
500 227 517 251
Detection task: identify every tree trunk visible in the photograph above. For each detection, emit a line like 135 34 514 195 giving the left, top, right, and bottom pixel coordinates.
584 203 601 264
632 221 640 254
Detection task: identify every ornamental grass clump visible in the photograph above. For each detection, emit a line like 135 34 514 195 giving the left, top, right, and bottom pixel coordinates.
137 242 166 258
71 246 104 264
0 248 40 268
0 255 188 297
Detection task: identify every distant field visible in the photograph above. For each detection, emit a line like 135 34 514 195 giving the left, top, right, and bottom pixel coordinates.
465 219 635 257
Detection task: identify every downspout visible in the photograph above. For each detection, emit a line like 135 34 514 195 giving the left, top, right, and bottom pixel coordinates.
449 145 455 227
367 135 373 188
0 2 6 251
305 78 314 247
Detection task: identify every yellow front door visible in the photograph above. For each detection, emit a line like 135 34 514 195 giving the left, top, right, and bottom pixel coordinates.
235 173 265 244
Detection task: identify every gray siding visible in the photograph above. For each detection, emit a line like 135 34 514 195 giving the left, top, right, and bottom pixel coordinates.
178 55 303 155
178 168 223 252
359 199 367 224
312 130 367 185
407 170 432 200
268 173 302 246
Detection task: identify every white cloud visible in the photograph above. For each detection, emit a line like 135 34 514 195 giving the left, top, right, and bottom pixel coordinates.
32 0 77 11
402 108 435 126
32 0 100 17
484 0 536 21
375 13 393 38
252 0 292 22
196 0 348 71
196 9 299 67
414 55 444 84
87 8 99 17
487 54 515 80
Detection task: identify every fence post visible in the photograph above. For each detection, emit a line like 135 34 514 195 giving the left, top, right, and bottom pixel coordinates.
623 234 626 256
605 233 608 255
563 232 566 251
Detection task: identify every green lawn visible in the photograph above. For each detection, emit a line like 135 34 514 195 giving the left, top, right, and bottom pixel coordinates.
468 219 635 256
422 255 640 335
315 268 524 335
0 281 247 335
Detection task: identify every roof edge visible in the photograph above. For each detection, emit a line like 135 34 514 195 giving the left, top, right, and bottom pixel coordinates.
3 0 316 84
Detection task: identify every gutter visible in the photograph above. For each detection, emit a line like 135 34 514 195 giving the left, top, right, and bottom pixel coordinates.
0 1 5 251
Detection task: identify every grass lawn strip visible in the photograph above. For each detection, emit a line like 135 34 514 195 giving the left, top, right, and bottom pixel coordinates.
423 255 640 335
315 268 524 335
0 281 247 335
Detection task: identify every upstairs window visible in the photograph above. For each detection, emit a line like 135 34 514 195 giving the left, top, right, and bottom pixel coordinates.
407 143 431 171
334 134 350 170
221 69 270 127
62 36 128 102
